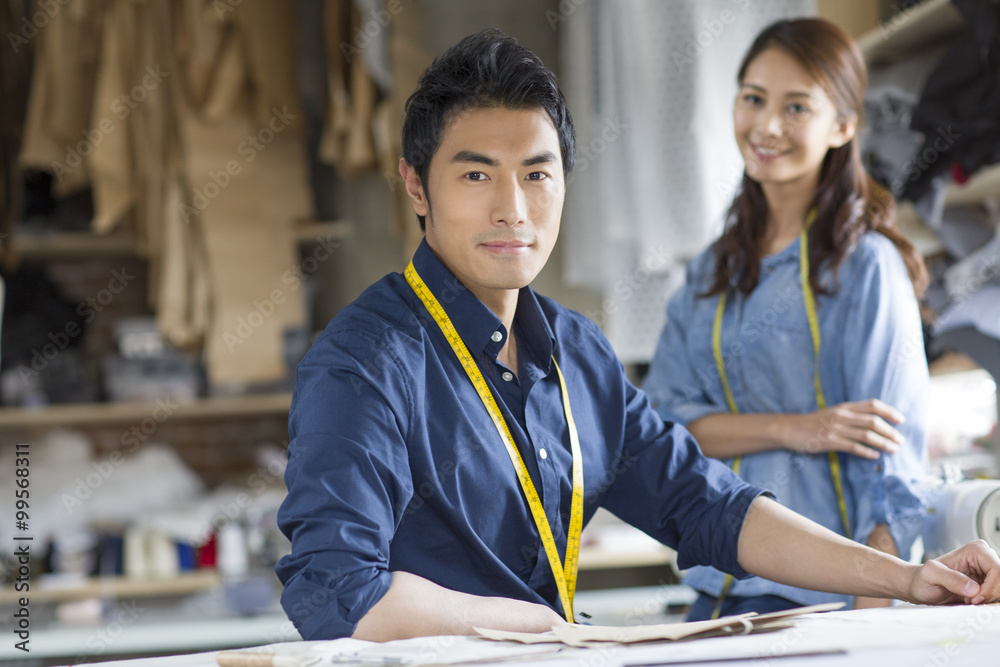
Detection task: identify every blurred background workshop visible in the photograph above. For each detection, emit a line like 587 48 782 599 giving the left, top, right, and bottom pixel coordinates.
0 0 998 664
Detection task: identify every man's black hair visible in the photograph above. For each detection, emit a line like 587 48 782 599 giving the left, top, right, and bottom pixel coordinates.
401 28 576 231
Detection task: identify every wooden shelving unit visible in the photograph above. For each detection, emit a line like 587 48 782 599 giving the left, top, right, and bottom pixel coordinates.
11 231 138 261
578 544 675 571
0 393 292 429
858 0 1000 231
0 570 221 605
856 0 962 66
1 220 351 431
6 219 352 262
294 219 353 244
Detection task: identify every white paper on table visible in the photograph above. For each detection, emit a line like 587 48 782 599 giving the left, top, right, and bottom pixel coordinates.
312 635 565 665
478 603 843 647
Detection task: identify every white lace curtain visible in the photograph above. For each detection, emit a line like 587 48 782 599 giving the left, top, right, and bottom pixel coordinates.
560 0 815 362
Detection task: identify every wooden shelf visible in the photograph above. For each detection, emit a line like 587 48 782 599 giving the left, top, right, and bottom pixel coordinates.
0 570 221 605
295 219 353 244
857 0 962 66
10 231 138 261
5 220 352 262
578 544 675 571
0 393 292 429
946 163 1000 208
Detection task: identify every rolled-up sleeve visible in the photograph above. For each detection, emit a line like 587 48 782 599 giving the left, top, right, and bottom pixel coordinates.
276 329 414 640
602 379 770 579
840 241 928 560
644 264 727 426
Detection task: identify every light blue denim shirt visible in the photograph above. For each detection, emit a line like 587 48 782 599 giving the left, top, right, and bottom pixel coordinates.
644 231 928 607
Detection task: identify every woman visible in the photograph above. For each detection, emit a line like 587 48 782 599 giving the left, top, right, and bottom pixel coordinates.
643 18 929 621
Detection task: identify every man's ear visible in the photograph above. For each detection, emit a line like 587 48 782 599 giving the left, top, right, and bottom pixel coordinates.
829 114 858 149
399 158 429 217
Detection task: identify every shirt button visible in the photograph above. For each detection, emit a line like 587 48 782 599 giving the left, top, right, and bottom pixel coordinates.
491 331 503 343
539 448 548 460
502 371 514 382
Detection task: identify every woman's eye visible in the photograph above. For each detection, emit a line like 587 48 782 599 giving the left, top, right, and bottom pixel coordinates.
788 103 809 115
743 94 763 105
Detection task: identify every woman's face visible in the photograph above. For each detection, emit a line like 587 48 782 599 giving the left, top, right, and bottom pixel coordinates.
733 47 855 188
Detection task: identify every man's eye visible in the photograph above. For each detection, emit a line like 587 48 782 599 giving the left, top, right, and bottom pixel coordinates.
466 172 486 181
527 172 548 181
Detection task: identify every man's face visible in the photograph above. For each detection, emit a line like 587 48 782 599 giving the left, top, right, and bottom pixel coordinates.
401 106 565 306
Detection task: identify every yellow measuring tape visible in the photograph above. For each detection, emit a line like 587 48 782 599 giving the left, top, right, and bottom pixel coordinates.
710 210 850 619
404 262 583 622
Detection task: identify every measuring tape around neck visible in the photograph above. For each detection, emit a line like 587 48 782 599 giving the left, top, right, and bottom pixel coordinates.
404 261 583 622
709 210 850 618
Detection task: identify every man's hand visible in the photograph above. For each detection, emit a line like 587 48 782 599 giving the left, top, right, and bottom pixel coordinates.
905 540 1000 606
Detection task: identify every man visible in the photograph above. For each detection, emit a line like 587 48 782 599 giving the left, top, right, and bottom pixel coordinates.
276 29 1000 642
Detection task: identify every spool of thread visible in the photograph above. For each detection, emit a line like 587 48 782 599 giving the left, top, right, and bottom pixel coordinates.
148 532 179 579
217 522 249 580
124 528 149 580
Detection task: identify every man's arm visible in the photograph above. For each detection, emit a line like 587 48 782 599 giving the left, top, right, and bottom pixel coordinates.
854 524 898 609
738 496 1000 605
352 572 565 641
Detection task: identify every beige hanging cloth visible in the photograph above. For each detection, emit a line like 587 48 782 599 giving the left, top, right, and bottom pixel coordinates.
18 0 102 198
172 0 311 389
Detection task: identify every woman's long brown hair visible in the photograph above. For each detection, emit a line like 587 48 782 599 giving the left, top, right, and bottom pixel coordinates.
704 19 928 299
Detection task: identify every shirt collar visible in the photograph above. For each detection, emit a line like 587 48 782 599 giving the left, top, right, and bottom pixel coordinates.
761 234 802 269
410 239 555 369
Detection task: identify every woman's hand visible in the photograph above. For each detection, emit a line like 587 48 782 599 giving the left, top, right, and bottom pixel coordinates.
781 399 905 459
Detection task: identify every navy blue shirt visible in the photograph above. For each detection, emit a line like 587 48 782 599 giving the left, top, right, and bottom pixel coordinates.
276 240 767 640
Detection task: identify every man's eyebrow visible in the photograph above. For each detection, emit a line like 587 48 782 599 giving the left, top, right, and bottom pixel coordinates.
523 151 557 167
451 151 498 166
449 150 558 167
740 83 813 99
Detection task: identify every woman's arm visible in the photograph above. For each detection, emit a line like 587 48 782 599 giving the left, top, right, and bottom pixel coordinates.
687 398 905 459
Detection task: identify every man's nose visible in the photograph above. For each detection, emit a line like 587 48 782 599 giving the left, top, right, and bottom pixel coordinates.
493 177 527 226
